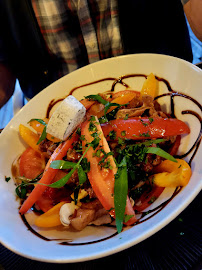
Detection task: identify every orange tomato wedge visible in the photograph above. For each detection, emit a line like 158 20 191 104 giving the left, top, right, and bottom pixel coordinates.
109 92 139 112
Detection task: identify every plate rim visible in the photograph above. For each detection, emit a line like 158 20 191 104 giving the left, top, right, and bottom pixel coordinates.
0 53 202 263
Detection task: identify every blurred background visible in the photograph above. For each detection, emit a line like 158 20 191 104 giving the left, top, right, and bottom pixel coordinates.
0 0 201 130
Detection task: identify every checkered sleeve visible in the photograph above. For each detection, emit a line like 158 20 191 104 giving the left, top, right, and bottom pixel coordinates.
31 0 123 77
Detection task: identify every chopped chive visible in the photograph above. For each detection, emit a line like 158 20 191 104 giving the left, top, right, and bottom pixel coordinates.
146 147 177 162
114 157 128 233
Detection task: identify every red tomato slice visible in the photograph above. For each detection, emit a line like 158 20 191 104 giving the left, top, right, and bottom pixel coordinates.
133 186 165 212
81 117 136 225
35 170 72 212
19 147 45 179
168 135 181 156
19 133 79 215
101 117 190 140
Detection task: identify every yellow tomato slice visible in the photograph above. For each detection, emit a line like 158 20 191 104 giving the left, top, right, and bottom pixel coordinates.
29 119 61 143
140 73 158 98
34 201 66 227
19 124 41 152
152 159 192 187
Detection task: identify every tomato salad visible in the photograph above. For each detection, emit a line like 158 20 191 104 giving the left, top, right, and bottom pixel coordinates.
13 73 192 233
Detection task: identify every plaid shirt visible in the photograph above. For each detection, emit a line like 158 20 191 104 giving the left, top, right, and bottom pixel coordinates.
31 0 123 77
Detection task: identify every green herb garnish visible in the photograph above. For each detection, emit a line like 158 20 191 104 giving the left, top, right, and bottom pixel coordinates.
28 119 47 126
15 174 42 199
149 117 154 124
80 135 86 141
137 139 165 146
146 147 177 162
89 122 98 132
139 131 150 137
28 118 47 144
73 185 80 205
5 176 11 182
85 94 108 105
118 137 125 145
78 166 87 185
98 151 114 170
49 145 91 188
80 158 90 173
148 196 157 204
108 130 117 140
114 157 129 233
124 215 134 223
140 119 149 127
89 137 101 150
76 127 81 135
49 160 76 169
124 114 129 120
86 94 127 121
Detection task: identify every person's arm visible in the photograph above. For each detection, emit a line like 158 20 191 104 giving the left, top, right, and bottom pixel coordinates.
0 63 16 108
184 0 202 41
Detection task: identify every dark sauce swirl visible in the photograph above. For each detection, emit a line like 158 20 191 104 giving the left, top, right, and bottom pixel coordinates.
21 74 201 245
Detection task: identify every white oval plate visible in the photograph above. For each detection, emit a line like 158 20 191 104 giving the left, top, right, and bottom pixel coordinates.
0 54 201 263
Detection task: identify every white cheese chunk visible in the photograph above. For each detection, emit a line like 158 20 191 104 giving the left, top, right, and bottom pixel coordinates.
46 95 86 140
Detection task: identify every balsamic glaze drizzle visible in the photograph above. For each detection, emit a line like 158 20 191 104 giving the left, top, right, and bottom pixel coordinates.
21 74 201 244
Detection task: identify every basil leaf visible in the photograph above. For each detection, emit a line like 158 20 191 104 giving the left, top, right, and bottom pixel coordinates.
114 157 128 233
85 94 107 105
104 102 120 116
47 145 91 188
78 165 87 185
146 147 177 162
48 167 77 188
104 101 128 118
50 160 76 169
28 118 47 126
37 125 47 145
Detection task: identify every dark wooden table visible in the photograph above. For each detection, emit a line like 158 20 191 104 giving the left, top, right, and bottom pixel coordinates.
0 191 201 270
